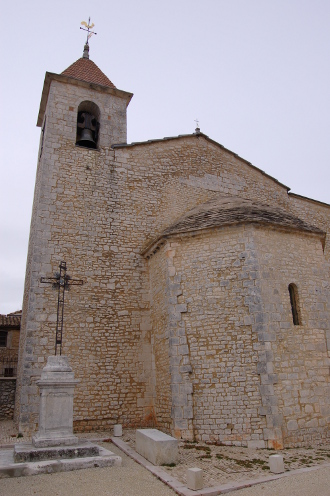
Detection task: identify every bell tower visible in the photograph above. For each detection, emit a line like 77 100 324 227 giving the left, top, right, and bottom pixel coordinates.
37 42 133 150
15 43 133 433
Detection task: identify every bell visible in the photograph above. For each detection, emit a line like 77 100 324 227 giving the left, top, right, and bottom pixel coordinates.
77 128 96 149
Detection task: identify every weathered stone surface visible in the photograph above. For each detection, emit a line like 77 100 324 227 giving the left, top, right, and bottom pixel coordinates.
0 445 122 478
14 441 99 463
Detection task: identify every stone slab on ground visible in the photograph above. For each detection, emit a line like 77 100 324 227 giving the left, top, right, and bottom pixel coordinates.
0 445 121 478
13 440 99 462
136 429 178 466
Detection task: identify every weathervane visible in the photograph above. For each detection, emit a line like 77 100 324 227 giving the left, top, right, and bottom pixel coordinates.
80 17 97 44
194 118 200 134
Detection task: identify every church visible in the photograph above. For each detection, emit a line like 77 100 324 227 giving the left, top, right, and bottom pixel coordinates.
15 40 330 449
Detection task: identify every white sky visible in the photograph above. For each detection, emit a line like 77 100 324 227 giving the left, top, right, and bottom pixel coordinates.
1 0 329 314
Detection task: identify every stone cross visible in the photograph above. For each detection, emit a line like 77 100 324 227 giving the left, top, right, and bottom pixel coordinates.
40 261 83 355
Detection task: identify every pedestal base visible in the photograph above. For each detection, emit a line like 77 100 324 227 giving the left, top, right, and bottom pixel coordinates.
33 356 80 448
14 441 99 463
32 433 79 448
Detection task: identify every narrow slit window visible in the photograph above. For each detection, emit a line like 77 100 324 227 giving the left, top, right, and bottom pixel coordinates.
288 283 301 325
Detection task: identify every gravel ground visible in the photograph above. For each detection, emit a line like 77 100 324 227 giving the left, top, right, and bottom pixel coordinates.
122 430 330 488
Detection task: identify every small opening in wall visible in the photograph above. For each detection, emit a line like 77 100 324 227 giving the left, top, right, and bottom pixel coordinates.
288 283 301 325
76 101 100 149
0 331 7 347
4 368 14 377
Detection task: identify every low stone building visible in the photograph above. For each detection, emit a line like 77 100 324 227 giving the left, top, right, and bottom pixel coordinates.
15 42 330 449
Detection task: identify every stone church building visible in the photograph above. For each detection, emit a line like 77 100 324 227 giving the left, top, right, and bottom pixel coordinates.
15 43 330 449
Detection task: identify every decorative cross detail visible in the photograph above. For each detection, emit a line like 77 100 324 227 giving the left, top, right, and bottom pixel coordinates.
80 17 97 44
194 118 200 128
40 261 83 356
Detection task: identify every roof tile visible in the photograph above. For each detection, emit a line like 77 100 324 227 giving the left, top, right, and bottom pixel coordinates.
0 314 21 329
61 58 116 88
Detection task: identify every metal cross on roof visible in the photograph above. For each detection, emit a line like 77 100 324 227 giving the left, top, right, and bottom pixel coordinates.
80 17 97 44
40 261 83 356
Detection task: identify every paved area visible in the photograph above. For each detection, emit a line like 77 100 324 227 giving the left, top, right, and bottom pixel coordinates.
1 420 329 495
121 430 330 487
232 465 330 496
0 442 176 496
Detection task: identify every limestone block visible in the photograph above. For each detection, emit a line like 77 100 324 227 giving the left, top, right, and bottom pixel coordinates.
187 468 203 491
269 454 284 473
136 429 178 465
113 424 122 437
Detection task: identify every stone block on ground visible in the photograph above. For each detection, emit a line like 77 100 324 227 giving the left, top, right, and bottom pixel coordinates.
269 454 284 473
136 428 178 465
113 424 122 437
187 467 203 491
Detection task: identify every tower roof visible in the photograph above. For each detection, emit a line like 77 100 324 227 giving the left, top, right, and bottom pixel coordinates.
61 57 116 88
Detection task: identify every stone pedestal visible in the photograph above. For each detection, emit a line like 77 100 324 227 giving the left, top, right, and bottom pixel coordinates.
113 424 122 437
269 454 284 473
32 356 80 448
11 355 122 471
187 468 203 490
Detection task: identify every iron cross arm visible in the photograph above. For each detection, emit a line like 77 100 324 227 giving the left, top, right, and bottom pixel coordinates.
40 261 84 355
40 277 84 286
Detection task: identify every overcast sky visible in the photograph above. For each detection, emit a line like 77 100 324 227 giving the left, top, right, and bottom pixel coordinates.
1 0 329 314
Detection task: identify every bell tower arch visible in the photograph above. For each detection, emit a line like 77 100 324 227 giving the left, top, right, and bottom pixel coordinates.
76 101 101 149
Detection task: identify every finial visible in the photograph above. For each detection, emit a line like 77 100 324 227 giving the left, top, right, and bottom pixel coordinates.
80 17 97 58
194 118 200 134
83 43 89 59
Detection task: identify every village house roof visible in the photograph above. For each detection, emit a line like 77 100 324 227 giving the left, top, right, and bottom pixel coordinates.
0 311 21 329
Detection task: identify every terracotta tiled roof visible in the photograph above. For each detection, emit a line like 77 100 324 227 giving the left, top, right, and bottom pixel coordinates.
0 313 21 329
61 58 116 88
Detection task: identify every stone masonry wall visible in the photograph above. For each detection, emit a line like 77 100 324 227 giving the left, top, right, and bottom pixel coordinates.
16 70 330 439
256 228 330 446
0 379 16 419
164 226 267 446
148 244 172 432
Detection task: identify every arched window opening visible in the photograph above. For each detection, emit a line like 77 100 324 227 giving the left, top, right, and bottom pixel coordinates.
288 283 301 325
76 101 100 149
